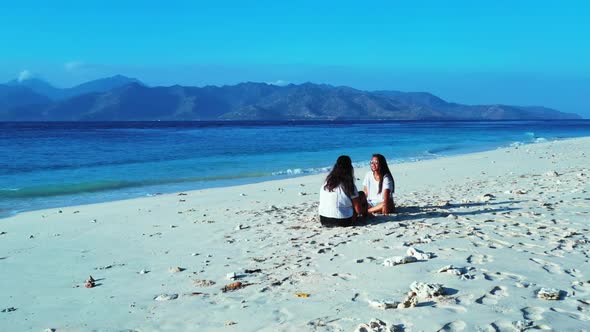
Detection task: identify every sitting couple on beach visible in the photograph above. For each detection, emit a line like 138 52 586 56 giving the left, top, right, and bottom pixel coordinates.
318 154 395 227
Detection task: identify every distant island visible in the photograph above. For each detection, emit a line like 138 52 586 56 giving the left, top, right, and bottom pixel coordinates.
0 75 581 121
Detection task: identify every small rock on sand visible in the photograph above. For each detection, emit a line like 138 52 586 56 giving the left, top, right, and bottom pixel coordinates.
545 171 559 177
398 292 418 308
410 281 446 298
480 193 495 201
193 279 216 287
355 318 390 332
537 288 561 300
221 281 244 292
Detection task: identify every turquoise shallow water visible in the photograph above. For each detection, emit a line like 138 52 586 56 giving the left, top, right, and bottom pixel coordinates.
1 120 590 217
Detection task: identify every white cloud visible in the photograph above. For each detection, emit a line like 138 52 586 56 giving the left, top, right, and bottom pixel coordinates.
64 61 85 72
17 69 33 82
267 79 289 86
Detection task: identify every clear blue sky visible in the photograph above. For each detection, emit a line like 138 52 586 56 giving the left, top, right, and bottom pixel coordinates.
2 0 589 117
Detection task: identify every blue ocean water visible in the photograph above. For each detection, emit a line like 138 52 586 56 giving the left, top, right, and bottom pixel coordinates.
1 120 590 217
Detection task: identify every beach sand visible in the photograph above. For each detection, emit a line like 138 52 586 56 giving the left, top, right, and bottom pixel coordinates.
1 138 589 331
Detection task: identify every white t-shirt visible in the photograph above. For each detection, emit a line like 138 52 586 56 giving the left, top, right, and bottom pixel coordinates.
363 172 394 205
318 182 359 219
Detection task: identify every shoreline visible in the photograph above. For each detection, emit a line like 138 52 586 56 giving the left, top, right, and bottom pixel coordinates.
3 135 587 219
1 137 589 331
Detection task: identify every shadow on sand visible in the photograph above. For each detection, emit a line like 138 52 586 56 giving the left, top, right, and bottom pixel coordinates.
359 200 524 226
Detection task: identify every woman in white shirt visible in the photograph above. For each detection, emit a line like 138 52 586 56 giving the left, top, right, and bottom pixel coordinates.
363 153 395 215
319 155 365 227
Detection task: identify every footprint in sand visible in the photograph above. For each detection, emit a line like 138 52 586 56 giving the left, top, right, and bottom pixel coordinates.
307 316 342 330
565 268 583 278
467 253 493 264
434 297 468 313
475 286 508 305
550 307 590 321
271 307 295 324
529 257 563 274
577 299 590 313
481 270 526 285
571 281 590 295
437 320 466 332
454 294 476 306
485 320 549 332
332 272 357 281
521 306 545 320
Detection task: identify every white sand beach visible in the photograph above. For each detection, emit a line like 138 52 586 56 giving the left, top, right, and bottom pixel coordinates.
1 138 589 331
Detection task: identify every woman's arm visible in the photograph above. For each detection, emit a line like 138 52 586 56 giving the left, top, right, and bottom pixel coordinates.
382 189 391 214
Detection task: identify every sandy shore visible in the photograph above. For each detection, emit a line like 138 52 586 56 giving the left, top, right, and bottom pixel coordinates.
1 138 589 331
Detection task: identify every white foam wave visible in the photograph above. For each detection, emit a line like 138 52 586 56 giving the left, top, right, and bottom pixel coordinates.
271 166 331 176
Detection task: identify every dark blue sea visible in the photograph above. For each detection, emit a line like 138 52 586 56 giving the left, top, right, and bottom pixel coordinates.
1 120 590 217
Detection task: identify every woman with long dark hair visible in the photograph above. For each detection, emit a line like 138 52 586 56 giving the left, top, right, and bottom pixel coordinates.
363 153 395 214
318 155 366 227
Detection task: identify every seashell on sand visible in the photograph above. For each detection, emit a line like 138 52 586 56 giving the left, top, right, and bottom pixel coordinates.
437 265 470 276
154 293 179 301
368 300 400 310
84 275 96 288
169 266 185 273
406 247 434 260
383 256 417 267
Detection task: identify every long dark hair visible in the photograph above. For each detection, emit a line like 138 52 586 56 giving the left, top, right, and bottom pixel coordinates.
324 155 356 197
373 153 393 194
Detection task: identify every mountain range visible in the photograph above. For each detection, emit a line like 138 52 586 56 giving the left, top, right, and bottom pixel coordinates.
0 76 580 121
